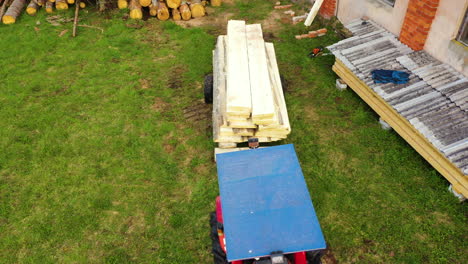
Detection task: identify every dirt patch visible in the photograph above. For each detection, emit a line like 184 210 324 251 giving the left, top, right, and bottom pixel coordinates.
139 79 151 90
322 249 338 264
167 66 185 89
262 10 286 33
151 97 169 112
175 8 235 35
163 143 175 153
304 105 320 121
123 211 147 235
183 100 212 125
432 211 452 225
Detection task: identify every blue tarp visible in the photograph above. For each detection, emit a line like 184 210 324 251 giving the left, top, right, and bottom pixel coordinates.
371 69 410 84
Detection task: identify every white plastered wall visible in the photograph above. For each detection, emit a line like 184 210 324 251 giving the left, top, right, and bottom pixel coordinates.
424 0 468 76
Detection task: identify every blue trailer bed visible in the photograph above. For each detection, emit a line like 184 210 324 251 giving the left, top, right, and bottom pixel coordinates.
216 144 326 261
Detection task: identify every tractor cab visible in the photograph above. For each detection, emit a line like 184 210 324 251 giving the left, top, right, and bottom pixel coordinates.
211 144 326 264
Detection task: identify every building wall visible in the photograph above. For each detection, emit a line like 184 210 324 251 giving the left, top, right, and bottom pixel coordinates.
337 0 410 35
424 0 468 75
333 0 467 76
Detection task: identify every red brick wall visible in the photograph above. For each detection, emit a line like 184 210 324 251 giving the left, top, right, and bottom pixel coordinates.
400 0 440 51
319 0 337 19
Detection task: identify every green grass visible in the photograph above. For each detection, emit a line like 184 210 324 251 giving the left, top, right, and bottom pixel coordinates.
0 2 467 263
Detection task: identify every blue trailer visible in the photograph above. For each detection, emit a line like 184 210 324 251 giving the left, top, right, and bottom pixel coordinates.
211 144 326 264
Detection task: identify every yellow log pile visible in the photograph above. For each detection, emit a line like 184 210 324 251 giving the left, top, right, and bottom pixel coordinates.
1 0 86 24
0 0 222 24
125 0 222 20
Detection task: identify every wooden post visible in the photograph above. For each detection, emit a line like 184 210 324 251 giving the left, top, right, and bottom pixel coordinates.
72 0 80 37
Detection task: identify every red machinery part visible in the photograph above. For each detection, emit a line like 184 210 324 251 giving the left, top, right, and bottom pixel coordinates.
216 196 223 223
293 252 307 264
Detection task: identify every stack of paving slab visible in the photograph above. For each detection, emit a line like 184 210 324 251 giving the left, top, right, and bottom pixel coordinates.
212 20 291 147
328 19 467 196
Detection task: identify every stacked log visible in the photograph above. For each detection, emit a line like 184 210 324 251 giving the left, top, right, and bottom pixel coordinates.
213 20 291 148
119 0 220 20
2 0 27 24
0 0 219 24
45 0 53 13
26 0 38 15
0 0 88 24
129 0 142 19
118 0 127 9
56 0 68 10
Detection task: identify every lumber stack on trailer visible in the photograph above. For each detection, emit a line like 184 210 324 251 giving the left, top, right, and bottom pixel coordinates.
212 20 291 148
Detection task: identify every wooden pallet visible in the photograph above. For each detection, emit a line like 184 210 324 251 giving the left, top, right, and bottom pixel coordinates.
333 59 468 198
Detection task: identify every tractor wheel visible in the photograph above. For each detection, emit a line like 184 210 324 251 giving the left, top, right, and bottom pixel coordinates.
306 250 323 264
204 74 214 104
210 212 228 264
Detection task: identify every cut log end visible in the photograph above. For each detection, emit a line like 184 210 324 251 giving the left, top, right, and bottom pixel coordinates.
149 4 156 16
211 0 221 6
79 2 85 8
139 0 150 7
2 15 16 24
172 8 181 21
56 2 68 9
26 7 37 15
157 2 169 21
117 0 128 9
166 0 180 9
179 3 191 20
130 9 142 19
66 0 74 4
190 5 205 18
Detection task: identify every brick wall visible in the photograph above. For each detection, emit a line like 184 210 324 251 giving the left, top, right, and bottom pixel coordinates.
319 0 337 19
399 0 440 50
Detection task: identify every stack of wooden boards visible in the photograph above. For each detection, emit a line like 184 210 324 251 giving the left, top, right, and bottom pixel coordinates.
122 0 221 20
213 20 291 148
0 0 86 24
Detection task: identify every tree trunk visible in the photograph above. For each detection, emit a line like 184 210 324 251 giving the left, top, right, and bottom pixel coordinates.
26 0 38 15
117 0 127 9
45 0 53 13
210 0 220 6
179 2 190 20
129 0 142 19
2 0 27 24
157 1 169 21
139 0 150 7
188 0 204 18
55 0 68 10
166 0 180 9
171 7 181 20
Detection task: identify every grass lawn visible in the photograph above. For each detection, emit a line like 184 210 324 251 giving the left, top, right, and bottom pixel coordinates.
0 1 466 263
